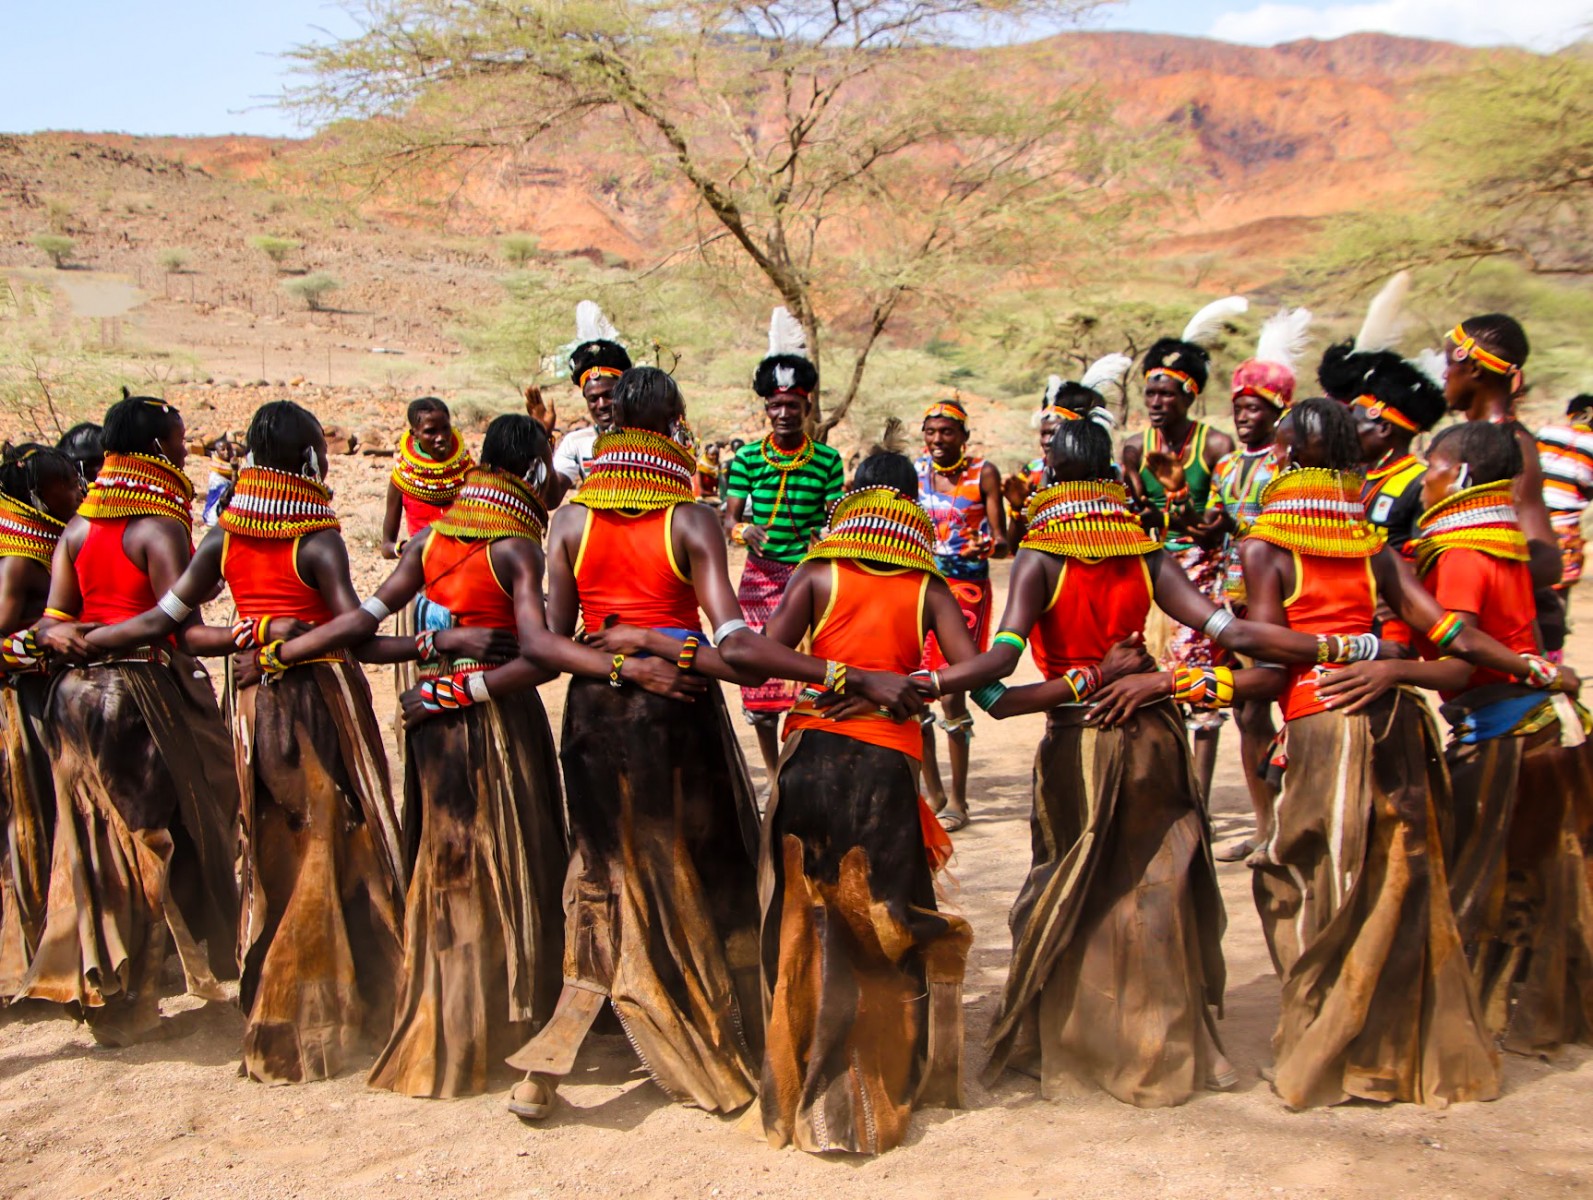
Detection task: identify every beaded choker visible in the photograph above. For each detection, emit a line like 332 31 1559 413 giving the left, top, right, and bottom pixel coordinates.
572 427 697 511
1246 468 1384 558
1366 451 1419 484
432 467 547 542
79 453 195 533
1019 481 1160 559
392 429 473 505
1409 480 1528 577
218 467 340 539
0 492 65 567
804 486 941 575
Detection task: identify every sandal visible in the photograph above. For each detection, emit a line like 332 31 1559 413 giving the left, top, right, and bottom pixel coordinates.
1214 837 1255 863
937 808 969 833
507 1075 557 1122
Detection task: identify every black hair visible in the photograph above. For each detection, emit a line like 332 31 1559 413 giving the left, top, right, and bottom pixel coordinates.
0 443 76 504
1567 394 1593 418
1362 356 1447 433
1459 313 1529 368
57 422 104 463
1046 381 1104 415
101 391 181 455
1428 422 1523 487
753 354 818 399
480 413 549 479
1142 338 1210 396
246 400 324 472
611 366 683 433
569 339 632 387
407 396 450 426
851 450 918 497
1316 342 1406 404
1046 418 1115 481
1290 397 1362 471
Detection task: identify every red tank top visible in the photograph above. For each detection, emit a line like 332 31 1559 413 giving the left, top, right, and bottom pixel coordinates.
1281 552 1377 721
1029 556 1153 679
785 562 929 758
77 518 163 627
222 534 336 624
574 507 700 633
401 492 448 538
1420 548 1538 699
423 533 516 630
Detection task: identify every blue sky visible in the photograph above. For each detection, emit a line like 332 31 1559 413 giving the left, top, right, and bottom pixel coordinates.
2 0 1586 138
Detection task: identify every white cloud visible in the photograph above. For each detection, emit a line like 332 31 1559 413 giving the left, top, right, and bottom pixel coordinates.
1209 0 1590 51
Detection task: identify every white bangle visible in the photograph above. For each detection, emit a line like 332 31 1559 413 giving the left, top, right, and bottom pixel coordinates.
156 590 193 622
712 617 749 646
359 596 392 622
467 672 492 703
1201 608 1236 640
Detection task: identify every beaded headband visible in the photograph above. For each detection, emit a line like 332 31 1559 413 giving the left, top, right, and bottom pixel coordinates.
578 365 625 389
1146 367 1198 396
1449 325 1518 377
1409 479 1529 577
572 427 696 511
1246 467 1384 558
805 486 941 575
923 400 969 427
218 466 340 539
1351 393 1419 433
1020 481 1160 559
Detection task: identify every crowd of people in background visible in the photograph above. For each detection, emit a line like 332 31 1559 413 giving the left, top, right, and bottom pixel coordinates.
0 283 1589 1156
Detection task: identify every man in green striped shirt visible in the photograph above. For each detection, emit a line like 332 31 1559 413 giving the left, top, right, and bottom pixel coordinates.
721 348 844 779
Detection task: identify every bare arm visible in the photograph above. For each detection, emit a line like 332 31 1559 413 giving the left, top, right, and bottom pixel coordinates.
980 461 1009 557
0 556 43 635
930 549 1058 693
83 523 225 655
1374 547 1544 680
381 480 403 558
278 532 430 664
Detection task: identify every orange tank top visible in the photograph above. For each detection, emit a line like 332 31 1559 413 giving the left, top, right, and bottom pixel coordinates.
785 561 930 758
76 518 161 627
1420 548 1538 700
574 506 700 633
222 534 337 624
423 533 516 630
1029 555 1153 679
401 492 448 539
1281 552 1377 721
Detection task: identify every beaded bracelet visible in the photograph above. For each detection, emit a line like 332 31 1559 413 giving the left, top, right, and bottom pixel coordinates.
833 662 848 695
730 523 749 546
257 640 289 676
675 636 700 673
609 654 626 688
231 619 258 651
416 629 438 662
1521 653 1560 689
1061 665 1102 703
823 659 840 691
418 675 475 713
993 630 1027 655
970 681 1007 713
1427 611 1464 650
0 629 42 671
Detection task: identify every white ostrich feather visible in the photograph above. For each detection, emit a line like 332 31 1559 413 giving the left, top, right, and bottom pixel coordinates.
1080 353 1132 394
767 306 807 358
1255 307 1313 372
1181 296 1248 347
1045 374 1064 404
575 300 619 344
1412 347 1447 390
1353 271 1411 354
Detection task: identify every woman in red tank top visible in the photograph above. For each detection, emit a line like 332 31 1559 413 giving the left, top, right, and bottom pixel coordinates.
81 400 456 1084
272 416 573 1099
506 367 923 1127
0 445 82 998
1319 422 1593 1055
19 395 240 1046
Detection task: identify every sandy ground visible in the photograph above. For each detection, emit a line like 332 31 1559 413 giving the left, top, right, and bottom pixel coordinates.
2 557 1591 1200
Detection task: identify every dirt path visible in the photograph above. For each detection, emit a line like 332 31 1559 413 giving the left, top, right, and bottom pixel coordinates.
1 560 1590 1200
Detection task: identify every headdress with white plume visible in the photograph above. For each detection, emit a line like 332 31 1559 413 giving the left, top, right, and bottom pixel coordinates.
1035 353 1129 428
754 306 818 398
568 300 631 387
1143 296 1247 396
1232 307 1312 410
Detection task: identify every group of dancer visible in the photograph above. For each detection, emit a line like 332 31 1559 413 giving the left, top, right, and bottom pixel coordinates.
0 289 1589 1157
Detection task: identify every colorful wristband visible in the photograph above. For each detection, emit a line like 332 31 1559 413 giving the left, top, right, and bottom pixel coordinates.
993 630 1028 655
675 636 700 673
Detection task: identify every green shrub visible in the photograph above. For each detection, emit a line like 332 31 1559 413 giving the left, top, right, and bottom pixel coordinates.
33 234 75 268
502 234 540 267
157 248 191 274
283 272 340 312
250 234 301 267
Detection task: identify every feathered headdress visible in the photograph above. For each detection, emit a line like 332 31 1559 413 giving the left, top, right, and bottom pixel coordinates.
568 301 631 387
754 306 817 398
1035 353 1129 428
1181 296 1250 348
1143 297 1248 396
1232 307 1312 410
1353 272 1411 355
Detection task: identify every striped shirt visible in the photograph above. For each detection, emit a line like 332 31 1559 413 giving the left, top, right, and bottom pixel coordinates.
724 439 845 563
1537 423 1593 517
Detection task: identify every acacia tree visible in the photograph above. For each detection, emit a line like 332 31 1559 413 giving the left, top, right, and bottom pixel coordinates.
289 0 1146 435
